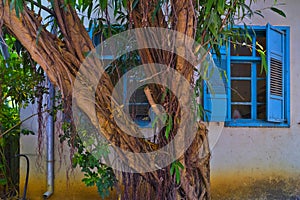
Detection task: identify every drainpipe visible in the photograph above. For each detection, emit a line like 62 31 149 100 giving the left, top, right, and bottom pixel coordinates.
43 79 55 199
0 34 10 65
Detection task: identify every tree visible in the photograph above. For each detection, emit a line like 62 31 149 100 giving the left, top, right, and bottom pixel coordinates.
0 33 44 197
0 0 284 199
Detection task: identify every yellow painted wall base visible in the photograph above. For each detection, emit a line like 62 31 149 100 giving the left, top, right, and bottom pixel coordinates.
211 171 300 200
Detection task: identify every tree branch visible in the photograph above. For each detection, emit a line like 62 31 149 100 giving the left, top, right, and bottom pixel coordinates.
0 109 49 138
26 0 56 16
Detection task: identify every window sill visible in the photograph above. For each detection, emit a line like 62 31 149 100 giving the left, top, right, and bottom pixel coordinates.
225 119 290 128
134 120 152 128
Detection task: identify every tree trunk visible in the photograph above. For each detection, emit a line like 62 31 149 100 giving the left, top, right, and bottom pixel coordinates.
0 0 210 199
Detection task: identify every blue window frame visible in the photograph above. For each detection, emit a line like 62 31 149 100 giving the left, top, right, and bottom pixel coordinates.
123 71 153 128
204 24 290 127
88 27 153 128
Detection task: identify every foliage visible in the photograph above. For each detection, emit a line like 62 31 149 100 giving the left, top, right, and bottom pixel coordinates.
0 33 44 136
0 33 44 196
170 160 184 185
60 119 117 199
1 0 287 199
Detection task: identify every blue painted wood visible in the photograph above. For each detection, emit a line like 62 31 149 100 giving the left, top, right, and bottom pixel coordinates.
231 102 252 105
203 46 228 122
231 56 261 61
216 25 290 127
231 77 252 80
283 27 291 126
266 23 285 122
226 120 289 127
227 40 232 120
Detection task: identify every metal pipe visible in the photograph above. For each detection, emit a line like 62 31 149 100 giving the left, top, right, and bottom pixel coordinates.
0 35 9 60
15 154 29 200
0 34 10 68
43 80 55 199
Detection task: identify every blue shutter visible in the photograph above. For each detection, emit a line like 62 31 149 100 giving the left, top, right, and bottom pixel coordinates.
87 25 101 46
266 24 285 122
203 46 228 122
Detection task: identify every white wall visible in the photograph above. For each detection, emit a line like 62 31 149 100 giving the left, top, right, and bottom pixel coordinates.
19 0 300 199
211 0 300 198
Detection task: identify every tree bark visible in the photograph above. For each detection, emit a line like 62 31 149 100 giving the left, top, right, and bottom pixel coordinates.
0 0 210 199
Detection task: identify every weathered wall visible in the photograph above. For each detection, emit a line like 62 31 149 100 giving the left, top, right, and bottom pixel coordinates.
210 0 300 199
19 0 300 199
20 105 113 199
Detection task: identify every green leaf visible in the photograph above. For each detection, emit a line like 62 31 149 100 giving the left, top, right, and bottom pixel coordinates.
132 0 139 9
175 168 180 184
270 7 286 18
257 49 267 73
151 115 159 128
87 2 93 19
256 41 263 51
14 0 24 18
165 114 172 139
254 10 264 18
9 0 15 11
0 178 7 185
170 163 175 175
122 0 127 8
217 0 224 14
16 0 23 11
176 161 184 169
170 161 184 184
21 129 35 135
99 0 108 10
205 0 214 14
152 0 162 23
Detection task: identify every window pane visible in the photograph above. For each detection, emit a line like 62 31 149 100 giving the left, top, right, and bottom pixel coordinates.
231 38 252 56
231 80 251 102
231 63 251 77
257 105 266 119
256 64 266 78
129 104 150 120
129 86 150 123
129 86 148 103
257 80 266 103
231 105 251 119
256 36 266 57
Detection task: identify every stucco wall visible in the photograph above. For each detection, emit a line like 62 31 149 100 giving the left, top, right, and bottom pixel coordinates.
18 0 300 199
20 105 111 199
210 0 300 199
